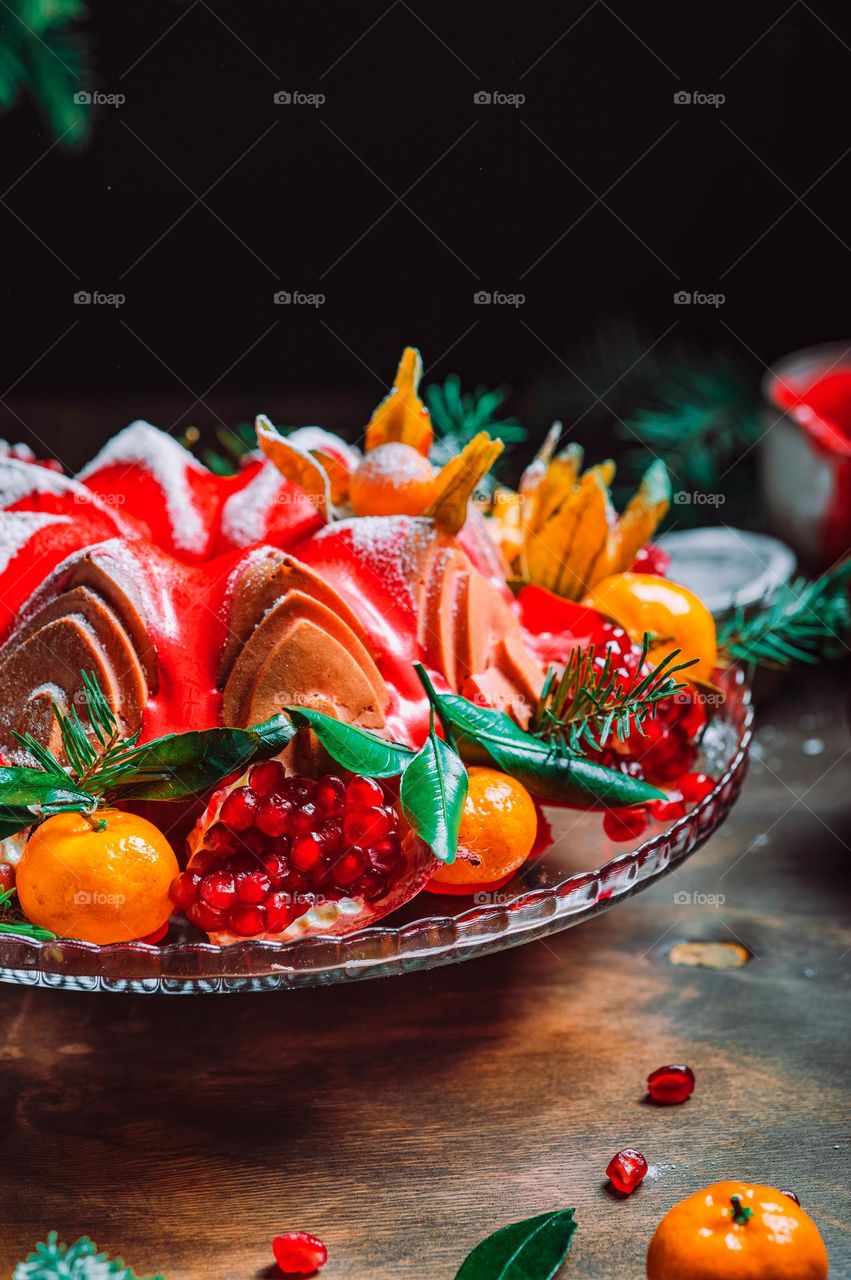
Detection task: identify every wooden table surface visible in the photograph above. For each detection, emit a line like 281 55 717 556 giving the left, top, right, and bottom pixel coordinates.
0 665 848 1280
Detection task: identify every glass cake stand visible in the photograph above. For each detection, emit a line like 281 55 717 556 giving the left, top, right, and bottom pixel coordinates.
0 669 752 995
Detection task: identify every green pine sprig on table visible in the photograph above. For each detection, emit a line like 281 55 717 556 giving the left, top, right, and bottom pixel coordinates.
718 560 851 669
0 0 91 145
14 1232 164 1280
530 635 698 753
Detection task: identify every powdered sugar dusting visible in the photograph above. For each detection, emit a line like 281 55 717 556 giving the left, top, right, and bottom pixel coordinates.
288 427 362 472
0 456 86 506
220 461 285 547
78 420 208 552
0 511 70 576
321 515 436 607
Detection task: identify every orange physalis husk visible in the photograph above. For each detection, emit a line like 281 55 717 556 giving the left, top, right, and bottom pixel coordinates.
611 458 671 574
427 432 504 534
364 346 433 456
528 442 587 537
256 415 332 514
521 466 616 599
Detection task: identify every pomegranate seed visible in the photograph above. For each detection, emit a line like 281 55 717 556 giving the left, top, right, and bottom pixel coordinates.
603 807 649 842
265 891 297 933
190 848 220 875
680 772 715 803
229 852 259 876
220 786 259 831
239 827 272 857
264 852 291 887
650 797 687 822
250 759 287 797
346 775 384 807
237 870 272 903
290 803 319 835
206 823 239 856
315 774 346 814
286 778 316 806
333 849 367 887
343 805 390 845
200 870 238 909
606 1148 648 1195
781 1189 801 1205
319 818 344 853
272 1232 327 1276
228 903 266 936
283 870 309 893
186 900 226 932
357 871 387 902
170 871 200 909
369 835 401 873
291 832 324 872
647 1064 695 1105
257 795 293 837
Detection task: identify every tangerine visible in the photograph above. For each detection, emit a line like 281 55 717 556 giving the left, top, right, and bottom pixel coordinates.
427 766 537 890
647 1181 829 1280
350 442 437 517
16 809 179 944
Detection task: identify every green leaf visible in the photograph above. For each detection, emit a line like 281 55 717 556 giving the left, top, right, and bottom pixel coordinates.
439 695 664 808
400 722 468 862
13 1230 165 1280
105 715 296 801
456 1208 577 1280
0 767 96 811
285 706 416 777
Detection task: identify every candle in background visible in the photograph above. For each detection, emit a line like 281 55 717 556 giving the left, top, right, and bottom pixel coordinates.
761 342 851 571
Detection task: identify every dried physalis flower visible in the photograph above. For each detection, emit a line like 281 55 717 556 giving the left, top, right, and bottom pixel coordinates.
256 415 332 514
427 431 504 534
364 345 433 455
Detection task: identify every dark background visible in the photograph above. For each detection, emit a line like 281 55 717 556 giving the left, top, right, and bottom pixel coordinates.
1 0 850 466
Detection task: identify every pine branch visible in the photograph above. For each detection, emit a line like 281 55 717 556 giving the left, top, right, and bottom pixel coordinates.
0 0 91 145
13 1232 165 1280
427 375 525 491
718 561 851 669
530 635 697 753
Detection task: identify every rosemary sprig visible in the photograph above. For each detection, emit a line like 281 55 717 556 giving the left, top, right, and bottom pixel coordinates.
718 560 851 669
530 635 698 753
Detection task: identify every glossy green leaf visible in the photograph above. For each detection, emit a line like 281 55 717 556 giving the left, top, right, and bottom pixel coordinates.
456 1208 577 1280
439 695 665 807
400 727 467 862
285 706 416 777
0 767 96 810
106 714 297 801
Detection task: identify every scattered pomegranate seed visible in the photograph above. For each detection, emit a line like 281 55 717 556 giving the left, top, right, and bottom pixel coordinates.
346 775 384 807
200 870 237 910
273 1232 328 1276
679 772 715 803
250 759 287 797
606 1148 648 1195
315 774 346 814
0 863 15 894
781 1189 801 1205
219 786 259 831
649 797 687 822
647 1064 695 1105
603 806 649 843
169 871 200 910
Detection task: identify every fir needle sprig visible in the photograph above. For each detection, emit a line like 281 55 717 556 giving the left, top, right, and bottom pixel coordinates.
13 1232 165 1280
717 560 851 669
530 635 698 754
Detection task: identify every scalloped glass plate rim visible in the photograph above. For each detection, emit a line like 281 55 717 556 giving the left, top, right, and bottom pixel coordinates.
0 669 753 993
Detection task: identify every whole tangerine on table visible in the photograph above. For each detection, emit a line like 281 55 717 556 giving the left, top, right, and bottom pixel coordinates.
646 1181 829 1280
16 809 179 944
426 766 538 893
